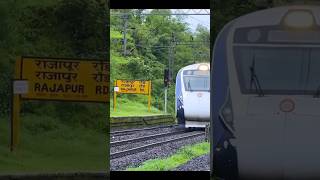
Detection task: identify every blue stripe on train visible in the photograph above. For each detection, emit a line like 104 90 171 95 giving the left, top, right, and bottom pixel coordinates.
175 69 185 124
212 22 239 179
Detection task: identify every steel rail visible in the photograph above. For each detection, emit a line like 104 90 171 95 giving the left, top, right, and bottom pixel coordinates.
110 131 204 159
110 124 178 135
111 130 186 146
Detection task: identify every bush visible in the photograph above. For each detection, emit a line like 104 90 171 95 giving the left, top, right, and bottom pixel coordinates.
22 114 60 135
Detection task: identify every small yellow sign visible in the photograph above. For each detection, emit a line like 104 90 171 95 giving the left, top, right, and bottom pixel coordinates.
19 57 109 102
113 80 152 112
115 80 150 94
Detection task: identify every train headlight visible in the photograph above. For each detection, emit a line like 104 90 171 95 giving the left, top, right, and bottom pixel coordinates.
283 10 314 29
198 64 209 71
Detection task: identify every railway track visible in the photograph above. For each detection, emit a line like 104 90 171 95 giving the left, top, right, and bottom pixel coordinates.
110 124 178 136
111 130 186 146
110 131 204 159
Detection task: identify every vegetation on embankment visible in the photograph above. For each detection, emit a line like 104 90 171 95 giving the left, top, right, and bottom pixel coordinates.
0 113 107 173
110 97 164 117
126 141 209 171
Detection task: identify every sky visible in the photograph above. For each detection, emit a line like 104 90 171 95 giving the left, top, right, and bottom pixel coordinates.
143 9 210 33
172 9 210 33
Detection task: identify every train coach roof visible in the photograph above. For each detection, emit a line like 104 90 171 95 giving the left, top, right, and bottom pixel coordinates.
232 5 320 28
181 63 210 71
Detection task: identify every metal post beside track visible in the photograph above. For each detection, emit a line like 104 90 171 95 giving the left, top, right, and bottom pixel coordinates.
164 87 167 114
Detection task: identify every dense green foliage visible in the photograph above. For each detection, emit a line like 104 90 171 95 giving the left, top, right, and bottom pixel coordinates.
111 9 210 115
0 0 108 127
0 0 108 172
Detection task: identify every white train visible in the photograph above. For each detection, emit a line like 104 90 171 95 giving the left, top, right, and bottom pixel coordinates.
175 63 210 128
211 5 320 179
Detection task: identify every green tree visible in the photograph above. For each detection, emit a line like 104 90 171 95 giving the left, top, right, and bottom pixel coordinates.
110 9 210 114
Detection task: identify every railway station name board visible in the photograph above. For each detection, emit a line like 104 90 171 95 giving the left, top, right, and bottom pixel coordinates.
115 80 150 95
17 57 109 102
10 56 109 152
113 79 152 112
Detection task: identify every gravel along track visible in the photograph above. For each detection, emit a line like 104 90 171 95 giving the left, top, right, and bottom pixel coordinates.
173 154 210 171
111 125 177 134
111 131 204 159
111 131 201 154
110 133 205 171
110 125 181 142
111 130 186 147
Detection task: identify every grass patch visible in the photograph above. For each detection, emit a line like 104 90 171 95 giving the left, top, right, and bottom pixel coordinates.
126 141 209 171
110 98 164 117
0 115 108 173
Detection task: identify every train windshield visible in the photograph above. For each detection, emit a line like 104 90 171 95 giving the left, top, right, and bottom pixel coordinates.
183 75 210 91
234 46 320 94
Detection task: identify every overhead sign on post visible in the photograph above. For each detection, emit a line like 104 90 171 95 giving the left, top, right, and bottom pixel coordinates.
19 57 109 102
113 80 151 112
116 80 150 94
11 56 109 151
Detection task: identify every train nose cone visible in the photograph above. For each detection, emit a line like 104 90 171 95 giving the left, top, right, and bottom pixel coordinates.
183 92 210 120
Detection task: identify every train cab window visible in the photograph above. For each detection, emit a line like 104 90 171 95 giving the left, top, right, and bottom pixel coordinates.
305 48 320 91
234 47 306 94
183 76 210 91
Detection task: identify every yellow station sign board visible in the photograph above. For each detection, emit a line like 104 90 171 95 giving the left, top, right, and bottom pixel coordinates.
18 57 109 102
115 80 150 94
10 56 109 152
113 79 151 112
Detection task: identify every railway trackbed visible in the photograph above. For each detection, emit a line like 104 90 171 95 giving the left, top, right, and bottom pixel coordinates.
110 131 204 159
111 130 186 146
110 124 178 136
